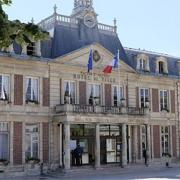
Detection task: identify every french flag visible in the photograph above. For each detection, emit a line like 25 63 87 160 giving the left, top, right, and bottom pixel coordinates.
103 52 119 73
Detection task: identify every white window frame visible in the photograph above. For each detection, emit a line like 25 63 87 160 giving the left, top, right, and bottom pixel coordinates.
161 126 170 155
25 77 39 103
112 85 124 106
156 57 168 74
139 88 149 108
159 90 169 111
63 81 76 104
136 54 150 71
87 83 101 106
25 124 39 159
0 74 10 101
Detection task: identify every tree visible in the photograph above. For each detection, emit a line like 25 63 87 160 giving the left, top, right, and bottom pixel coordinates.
0 0 49 51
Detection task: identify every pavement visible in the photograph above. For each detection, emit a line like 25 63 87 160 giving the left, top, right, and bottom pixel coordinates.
0 163 180 180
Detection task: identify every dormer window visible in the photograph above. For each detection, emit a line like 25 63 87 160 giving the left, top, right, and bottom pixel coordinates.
159 61 164 74
27 42 35 56
156 57 168 75
139 59 147 70
137 54 150 71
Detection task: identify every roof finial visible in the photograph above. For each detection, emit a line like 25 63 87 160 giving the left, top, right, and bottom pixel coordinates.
114 18 117 27
114 18 117 33
54 4 57 14
31 17 34 24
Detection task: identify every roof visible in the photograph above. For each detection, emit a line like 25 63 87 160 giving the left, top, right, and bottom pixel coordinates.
41 22 127 63
125 48 180 77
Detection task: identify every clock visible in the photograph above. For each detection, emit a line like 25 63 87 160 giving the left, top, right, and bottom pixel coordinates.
84 13 96 28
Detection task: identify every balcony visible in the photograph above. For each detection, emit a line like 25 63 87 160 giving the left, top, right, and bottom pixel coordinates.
55 104 146 116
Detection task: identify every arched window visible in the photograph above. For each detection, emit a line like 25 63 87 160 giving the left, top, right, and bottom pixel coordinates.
159 61 164 74
156 57 168 75
136 54 150 71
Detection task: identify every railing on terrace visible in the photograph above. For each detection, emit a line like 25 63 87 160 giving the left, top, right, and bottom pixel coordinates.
55 104 145 116
38 14 116 33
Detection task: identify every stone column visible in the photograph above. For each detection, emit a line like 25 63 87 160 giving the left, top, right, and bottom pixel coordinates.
10 121 14 165
146 125 151 165
132 125 138 163
63 123 71 170
59 124 63 167
122 124 127 167
95 124 100 169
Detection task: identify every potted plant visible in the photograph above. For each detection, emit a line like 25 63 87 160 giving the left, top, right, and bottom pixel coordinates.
120 98 126 107
26 98 39 105
0 159 9 166
162 153 172 167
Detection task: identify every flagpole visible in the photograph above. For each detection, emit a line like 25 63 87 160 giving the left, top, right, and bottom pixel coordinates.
117 49 121 105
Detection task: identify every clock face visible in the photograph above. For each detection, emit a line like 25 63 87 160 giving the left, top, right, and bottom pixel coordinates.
84 14 96 28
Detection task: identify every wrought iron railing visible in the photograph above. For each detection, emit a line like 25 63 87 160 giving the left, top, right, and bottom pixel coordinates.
55 104 145 116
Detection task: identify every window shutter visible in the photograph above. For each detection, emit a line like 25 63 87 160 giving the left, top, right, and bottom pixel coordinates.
43 78 50 106
14 74 23 105
105 84 112 106
136 87 139 109
152 89 159 112
79 81 86 105
153 125 160 158
13 122 22 165
170 90 175 113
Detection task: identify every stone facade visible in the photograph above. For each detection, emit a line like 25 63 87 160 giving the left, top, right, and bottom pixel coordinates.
0 0 180 174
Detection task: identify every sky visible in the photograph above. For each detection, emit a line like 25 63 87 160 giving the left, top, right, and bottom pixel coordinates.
3 0 180 57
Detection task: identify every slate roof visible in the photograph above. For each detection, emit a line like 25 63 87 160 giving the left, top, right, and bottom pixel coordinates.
41 22 127 62
125 48 180 77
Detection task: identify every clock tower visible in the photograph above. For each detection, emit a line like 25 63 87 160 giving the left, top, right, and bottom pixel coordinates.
71 0 97 28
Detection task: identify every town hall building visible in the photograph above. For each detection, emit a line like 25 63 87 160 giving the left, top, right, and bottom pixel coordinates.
0 0 179 174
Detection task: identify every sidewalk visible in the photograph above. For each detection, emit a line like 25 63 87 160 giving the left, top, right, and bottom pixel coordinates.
45 162 180 179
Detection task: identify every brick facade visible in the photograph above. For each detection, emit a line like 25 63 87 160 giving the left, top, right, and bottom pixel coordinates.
172 126 177 157
43 122 49 163
13 122 22 165
43 78 50 106
153 125 160 158
14 74 23 106
79 81 86 105
105 84 112 106
171 90 175 113
152 89 159 112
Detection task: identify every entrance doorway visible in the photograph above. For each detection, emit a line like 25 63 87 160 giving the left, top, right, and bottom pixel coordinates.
100 125 122 165
70 124 95 166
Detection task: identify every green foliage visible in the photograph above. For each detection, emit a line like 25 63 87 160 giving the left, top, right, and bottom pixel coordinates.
0 1 49 50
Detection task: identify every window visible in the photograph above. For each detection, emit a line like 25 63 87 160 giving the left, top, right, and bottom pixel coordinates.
0 122 9 161
25 124 39 159
26 77 39 103
0 75 10 101
161 126 169 155
64 81 76 104
159 61 164 74
139 59 147 70
156 57 168 75
160 90 168 111
141 125 146 150
137 55 149 71
112 85 123 106
140 88 149 108
88 84 101 105
27 42 35 56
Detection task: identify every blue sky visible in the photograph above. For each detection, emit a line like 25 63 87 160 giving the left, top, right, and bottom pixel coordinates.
3 0 180 57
